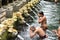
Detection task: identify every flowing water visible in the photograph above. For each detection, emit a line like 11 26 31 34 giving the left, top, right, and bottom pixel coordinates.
16 1 60 40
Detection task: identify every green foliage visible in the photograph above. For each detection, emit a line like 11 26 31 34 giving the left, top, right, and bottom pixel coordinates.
0 31 8 40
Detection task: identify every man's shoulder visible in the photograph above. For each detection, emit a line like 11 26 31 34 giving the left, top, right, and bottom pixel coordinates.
43 16 46 20
58 27 60 30
36 27 40 29
43 16 46 18
36 27 42 30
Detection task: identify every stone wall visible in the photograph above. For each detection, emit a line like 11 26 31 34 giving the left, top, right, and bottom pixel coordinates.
0 0 31 23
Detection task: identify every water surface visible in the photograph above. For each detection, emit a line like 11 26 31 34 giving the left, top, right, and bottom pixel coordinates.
17 1 60 40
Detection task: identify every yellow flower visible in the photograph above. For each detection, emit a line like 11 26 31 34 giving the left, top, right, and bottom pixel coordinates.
20 16 24 20
12 17 17 21
0 24 7 29
30 3 34 7
8 28 17 33
13 29 17 32
17 12 24 19
0 24 7 35
1 20 8 25
8 25 14 28
24 4 28 8
28 7 31 9
27 3 31 7
8 28 13 32
13 12 24 21
2 18 14 26
13 12 17 17
32 1 36 5
0 29 4 33
24 9 28 12
34 0 39 3
23 6 27 10
19 8 24 13
6 19 14 25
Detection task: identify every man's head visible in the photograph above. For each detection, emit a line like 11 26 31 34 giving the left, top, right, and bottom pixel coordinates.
58 26 60 30
30 26 36 32
38 11 44 17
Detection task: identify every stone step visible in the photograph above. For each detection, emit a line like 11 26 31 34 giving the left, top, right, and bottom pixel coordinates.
0 12 6 23
0 12 6 19
0 17 6 23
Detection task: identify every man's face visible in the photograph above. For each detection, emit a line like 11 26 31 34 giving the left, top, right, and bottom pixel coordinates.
38 14 42 17
30 27 36 31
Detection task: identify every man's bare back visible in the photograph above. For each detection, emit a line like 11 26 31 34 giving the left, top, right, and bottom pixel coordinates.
30 26 47 40
52 27 60 40
36 27 46 37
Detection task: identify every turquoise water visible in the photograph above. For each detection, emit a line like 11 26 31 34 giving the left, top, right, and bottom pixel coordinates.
16 1 60 40
40 1 60 30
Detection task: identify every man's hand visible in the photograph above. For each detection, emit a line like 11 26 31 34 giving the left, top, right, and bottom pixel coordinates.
52 30 57 33
30 27 35 32
38 17 42 23
46 34 48 38
30 27 33 31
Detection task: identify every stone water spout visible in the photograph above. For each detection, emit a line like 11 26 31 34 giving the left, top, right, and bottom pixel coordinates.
24 4 38 20
27 2 39 13
29 9 38 19
32 6 39 13
19 6 34 22
24 4 35 16
34 5 40 10
23 6 35 20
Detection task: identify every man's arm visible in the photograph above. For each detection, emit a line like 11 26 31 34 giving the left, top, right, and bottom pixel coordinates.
52 30 57 33
52 30 58 36
38 16 46 23
30 30 37 38
57 27 60 37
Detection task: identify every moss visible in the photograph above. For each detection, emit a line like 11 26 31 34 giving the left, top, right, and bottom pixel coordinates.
0 29 16 40
0 31 8 40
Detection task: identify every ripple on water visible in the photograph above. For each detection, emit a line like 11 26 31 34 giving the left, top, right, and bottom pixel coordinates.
40 1 60 40
16 1 60 40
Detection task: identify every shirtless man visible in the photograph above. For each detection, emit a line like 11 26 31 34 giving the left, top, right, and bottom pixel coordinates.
55 0 58 4
38 11 48 31
30 26 47 40
52 26 60 40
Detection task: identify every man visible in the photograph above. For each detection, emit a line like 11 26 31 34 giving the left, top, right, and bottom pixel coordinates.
38 11 48 31
52 26 60 40
30 26 47 40
54 0 58 4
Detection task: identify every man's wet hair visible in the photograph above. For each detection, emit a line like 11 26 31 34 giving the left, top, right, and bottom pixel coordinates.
30 26 35 29
39 11 44 15
30 26 36 32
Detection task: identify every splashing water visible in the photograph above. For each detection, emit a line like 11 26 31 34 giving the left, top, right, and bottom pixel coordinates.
29 14 35 20
34 7 39 12
17 35 24 40
16 0 60 40
30 9 38 19
30 9 38 16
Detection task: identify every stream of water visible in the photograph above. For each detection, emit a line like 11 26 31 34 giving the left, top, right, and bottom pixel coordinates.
16 1 60 40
